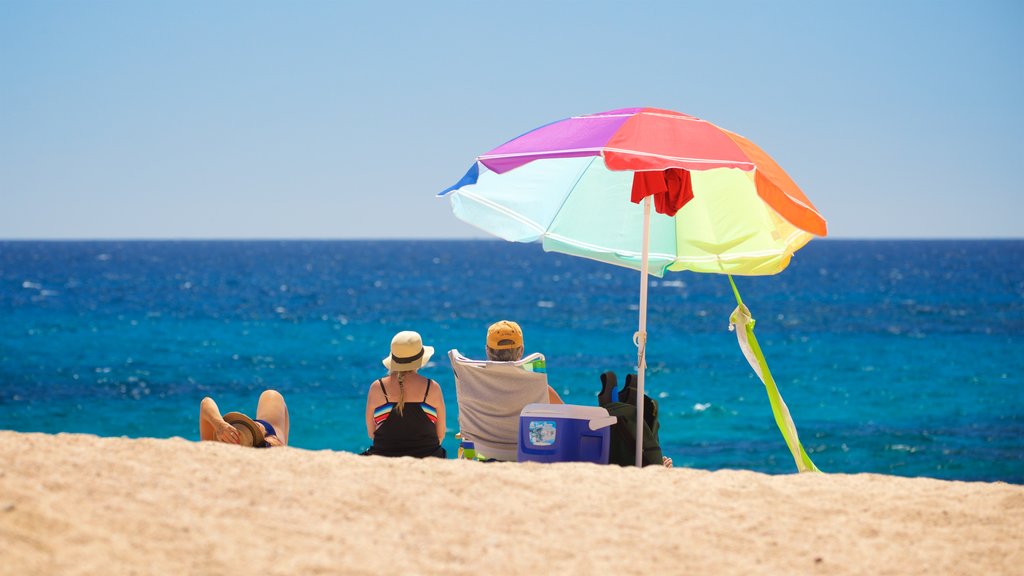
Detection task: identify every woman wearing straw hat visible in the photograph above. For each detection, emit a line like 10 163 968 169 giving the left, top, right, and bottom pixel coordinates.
199 389 290 448
363 331 447 458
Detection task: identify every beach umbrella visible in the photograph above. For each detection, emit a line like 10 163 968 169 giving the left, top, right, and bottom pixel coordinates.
439 107 826 470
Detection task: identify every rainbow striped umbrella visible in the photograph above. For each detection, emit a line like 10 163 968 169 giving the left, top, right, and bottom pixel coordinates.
440 107 827 469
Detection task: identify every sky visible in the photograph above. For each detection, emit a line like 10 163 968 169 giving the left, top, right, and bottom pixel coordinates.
1 0 1021 240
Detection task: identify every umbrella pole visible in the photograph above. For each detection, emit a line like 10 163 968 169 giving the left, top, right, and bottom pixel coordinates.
634 196 651 467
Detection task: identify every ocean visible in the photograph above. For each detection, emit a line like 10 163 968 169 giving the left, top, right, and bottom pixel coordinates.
1 240 1022 483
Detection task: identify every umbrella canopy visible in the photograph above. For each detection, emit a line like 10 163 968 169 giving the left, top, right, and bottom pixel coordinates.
441 107 826 277
440 107 827 469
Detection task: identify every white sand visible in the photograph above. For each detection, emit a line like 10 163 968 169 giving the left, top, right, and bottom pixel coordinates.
1 431 1021 575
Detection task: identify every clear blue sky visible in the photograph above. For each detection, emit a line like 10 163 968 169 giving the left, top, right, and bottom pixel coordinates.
1 1 1021 239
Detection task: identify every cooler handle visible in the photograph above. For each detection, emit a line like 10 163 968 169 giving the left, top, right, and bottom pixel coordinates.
588 416 617 431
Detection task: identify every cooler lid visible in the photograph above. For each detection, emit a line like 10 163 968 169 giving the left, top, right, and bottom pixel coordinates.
520 403 610 420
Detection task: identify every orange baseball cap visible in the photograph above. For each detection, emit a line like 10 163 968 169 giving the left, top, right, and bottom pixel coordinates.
487 320 523 349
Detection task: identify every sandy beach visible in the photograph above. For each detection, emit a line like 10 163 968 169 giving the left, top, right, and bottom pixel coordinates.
1 431 1021 575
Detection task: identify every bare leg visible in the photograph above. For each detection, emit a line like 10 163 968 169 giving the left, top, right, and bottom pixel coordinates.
200 397 219 440
256 389 289 445
199 397 240 444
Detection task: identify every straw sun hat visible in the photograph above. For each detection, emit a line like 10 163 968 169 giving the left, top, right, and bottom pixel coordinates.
382 331 434 372
223 412 266 447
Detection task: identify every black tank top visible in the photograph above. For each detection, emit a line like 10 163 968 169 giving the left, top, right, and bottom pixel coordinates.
369 378 445 458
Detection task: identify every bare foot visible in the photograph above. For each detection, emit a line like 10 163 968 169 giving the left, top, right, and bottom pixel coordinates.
663 456 673 468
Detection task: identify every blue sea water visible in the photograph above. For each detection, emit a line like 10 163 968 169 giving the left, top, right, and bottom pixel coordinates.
1 240 1022 483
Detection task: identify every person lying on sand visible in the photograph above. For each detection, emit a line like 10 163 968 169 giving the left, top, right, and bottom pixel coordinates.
200 389 290 447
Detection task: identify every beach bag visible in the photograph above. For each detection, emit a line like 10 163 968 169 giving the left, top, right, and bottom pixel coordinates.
598 371 664 467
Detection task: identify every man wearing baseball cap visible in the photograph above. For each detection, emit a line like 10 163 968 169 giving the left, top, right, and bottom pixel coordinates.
486 320 563 404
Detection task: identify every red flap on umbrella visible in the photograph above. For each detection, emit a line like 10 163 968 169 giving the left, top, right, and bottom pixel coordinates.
630 168 694 217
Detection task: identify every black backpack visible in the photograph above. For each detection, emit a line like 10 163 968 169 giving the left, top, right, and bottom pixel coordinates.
598 371 664 467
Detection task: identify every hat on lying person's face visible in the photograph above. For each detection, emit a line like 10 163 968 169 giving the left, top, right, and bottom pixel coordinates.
223 412 266 447
383 330 434 372
487 320 523 350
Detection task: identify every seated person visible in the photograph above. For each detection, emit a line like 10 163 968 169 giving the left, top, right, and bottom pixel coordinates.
448 320 562 461
485 320 563 404
363 330 447 458
200 389 289 447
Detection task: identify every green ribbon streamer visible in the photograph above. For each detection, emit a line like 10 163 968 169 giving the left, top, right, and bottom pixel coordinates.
728 275 820 473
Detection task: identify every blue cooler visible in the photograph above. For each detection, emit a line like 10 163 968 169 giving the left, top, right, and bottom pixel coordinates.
518 404 616 464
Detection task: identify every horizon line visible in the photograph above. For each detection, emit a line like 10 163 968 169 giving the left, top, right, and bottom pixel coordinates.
1 236 1022 242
